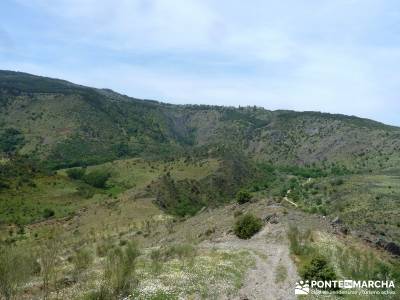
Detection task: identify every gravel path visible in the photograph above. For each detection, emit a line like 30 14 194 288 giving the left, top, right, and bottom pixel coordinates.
200 222 299 300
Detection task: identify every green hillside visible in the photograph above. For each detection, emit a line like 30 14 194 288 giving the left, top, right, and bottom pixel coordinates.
0 71 399 299
1 71 399 171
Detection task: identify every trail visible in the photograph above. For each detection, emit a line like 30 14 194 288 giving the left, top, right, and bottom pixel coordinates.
200 222 299 300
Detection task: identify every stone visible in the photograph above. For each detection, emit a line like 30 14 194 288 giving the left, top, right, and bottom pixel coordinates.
385 242 400 256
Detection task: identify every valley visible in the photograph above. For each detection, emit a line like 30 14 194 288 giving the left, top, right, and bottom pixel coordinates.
0 71 399 299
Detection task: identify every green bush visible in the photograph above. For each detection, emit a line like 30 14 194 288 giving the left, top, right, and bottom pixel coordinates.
234 213 262 239
236 190 252 204
0 128 25 155
66 168 86 180
42 208 55 219
103 241 140 297
300 255 337 282
83 170 111 188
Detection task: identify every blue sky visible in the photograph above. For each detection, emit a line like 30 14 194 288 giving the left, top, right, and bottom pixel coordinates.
0 0 399 125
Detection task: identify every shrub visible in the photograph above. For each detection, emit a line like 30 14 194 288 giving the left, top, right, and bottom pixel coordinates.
38 234 63 300
300 255 337 282
82 287 112 300
66 168 86 180
0 128 25 155
42 208 55 219
96 239 114 257
234 214 262 239
331 178 344 186
236 190 252 204
150 249 163 274
288 226 314 256
72 248 93 278
161 244 197 268
163 244 196 259
83 170 111 188
77 185 95 199
233 210 243 218
103 241 140 297
0 245 35 300
288 226 301 255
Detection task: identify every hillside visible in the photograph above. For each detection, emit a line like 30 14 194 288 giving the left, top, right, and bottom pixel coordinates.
1 71 400 171
0 71 400 299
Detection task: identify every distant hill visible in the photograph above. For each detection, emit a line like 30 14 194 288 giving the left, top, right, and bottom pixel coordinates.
1 70 399 170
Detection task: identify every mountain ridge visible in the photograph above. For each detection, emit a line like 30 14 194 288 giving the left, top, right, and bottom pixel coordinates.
1 70 397 127
1 70 399 171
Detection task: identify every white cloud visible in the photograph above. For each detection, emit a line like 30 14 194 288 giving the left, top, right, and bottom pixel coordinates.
5 0 400 125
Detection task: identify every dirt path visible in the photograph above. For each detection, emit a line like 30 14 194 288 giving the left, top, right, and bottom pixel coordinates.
200 222 298 300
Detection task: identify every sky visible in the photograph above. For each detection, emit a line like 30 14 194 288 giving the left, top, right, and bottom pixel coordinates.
0 1 399 125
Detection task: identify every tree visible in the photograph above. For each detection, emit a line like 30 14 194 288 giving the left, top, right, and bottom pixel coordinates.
83 170 110 188
66 167 86 180
0 128 25 155
301 255 337 282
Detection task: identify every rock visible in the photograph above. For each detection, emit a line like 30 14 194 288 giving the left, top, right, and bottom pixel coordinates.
59 276 76 287
385 242 400 256
263 213 277 223
374 237 387 247
331 216 341 225
263 214 272 222
339 226 349 235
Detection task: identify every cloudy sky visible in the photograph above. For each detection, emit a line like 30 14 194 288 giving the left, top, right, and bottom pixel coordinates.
1 1 399 125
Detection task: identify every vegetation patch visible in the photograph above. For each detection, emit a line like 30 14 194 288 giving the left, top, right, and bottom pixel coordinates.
236 190 252 204
288 226 400 297
83 170 111 188
134 248 254 299
234 213 263 239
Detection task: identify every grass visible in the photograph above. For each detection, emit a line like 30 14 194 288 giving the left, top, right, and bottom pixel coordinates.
2 71 400 299
275 263 288 283
134 248 255 299
0 175 92 226
62 157 220 197
0 157 219 232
